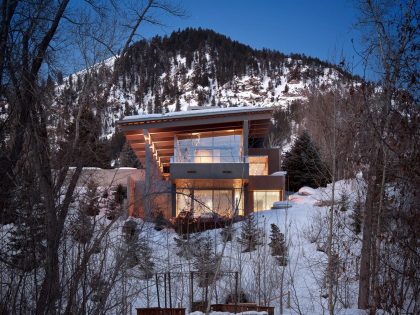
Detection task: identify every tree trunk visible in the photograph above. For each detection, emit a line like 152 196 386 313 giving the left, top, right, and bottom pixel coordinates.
358 148 382 309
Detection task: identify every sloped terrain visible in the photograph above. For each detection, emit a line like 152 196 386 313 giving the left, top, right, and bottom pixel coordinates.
51 29 358 155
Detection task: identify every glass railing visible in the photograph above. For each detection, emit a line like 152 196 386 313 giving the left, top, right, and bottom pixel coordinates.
170 155 248 163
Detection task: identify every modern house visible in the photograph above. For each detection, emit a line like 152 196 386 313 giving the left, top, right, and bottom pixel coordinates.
118 107 285 218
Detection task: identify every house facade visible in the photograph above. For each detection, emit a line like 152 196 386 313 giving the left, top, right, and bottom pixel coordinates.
118 107 285 218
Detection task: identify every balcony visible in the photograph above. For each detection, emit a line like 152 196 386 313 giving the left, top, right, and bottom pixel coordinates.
170 155 249 180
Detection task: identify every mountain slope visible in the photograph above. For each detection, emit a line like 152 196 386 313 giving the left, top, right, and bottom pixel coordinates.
53 28 358 165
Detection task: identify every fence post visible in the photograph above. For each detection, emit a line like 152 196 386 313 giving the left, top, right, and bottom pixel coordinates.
235 271 239 313
155 273 160 308
164 273 167 308
287 291 290 308
190 271 194 312
168 272 172 308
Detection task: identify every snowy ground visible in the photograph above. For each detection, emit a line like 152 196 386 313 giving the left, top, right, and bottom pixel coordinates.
0 178 365 314
131 178 365 315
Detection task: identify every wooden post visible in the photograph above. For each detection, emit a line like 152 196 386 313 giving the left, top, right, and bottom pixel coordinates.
205 273 208 309
190 272 194 312
235 271 239 313
287 291 291 308
164 273 167 308
168 272 172 308
143 129 151 218
155 273 160 308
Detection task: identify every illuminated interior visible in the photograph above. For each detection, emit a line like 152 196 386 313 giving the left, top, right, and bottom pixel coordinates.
174 130 243 163
253 190 282 211
249 156 269 175
176 188 244 217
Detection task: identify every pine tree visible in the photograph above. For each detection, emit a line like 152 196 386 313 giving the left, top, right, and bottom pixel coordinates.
70 209 94 244
350 197 363 235
193 237 220 287
220 225 234 242
7 178 46 271
137 235 155 280
269 223 288 266
81 180 100 216
175 97 181 111
173 233 202 260
119 142 140 168
122 220 154 278
339 193 350 212
154 91 162 113
282 131 330 191
238 215 263 252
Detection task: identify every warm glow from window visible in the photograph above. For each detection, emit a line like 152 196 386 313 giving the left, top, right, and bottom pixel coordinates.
253 190 281 211
249 156 268 175
176 188 244 217
174 130 243 163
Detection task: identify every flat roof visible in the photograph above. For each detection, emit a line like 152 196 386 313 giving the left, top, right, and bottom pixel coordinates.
118 106 274 174
119 106 273 124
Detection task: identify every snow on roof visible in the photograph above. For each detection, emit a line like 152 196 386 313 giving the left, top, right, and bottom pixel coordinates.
120 105 272 123
270 171 287 176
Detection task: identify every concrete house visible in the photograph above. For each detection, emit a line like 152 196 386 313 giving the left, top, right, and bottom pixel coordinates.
118 107 286 218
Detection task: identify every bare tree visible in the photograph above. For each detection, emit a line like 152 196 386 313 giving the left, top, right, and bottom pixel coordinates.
355 1 418 312
0 1 184 313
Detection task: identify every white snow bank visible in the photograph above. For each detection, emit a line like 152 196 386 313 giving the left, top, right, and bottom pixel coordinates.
189 312 268 315
297 186 317 196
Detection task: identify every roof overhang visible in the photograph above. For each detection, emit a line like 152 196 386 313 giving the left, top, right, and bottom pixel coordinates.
117 107 274 175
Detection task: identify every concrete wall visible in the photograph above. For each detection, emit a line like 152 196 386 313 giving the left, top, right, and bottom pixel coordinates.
170 162 249 180
74 168 144 188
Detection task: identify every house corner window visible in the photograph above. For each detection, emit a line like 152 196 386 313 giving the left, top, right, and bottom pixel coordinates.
253 190 281 211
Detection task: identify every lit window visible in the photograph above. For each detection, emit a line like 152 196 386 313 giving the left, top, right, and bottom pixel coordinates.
174 130 243 163
176 188 245 217
253 190 281 211
249 156 268 175
176 189 192 215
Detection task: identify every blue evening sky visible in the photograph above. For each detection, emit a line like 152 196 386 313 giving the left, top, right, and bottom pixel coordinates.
137 0 365 77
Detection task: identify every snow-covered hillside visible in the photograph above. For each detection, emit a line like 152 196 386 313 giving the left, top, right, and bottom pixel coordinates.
52 28 357 141
125 178 364 315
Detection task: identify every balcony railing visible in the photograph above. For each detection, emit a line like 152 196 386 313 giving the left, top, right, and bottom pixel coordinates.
170 155 248 163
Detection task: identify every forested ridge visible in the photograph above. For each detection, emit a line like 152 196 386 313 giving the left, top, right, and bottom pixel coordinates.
51 28 358 167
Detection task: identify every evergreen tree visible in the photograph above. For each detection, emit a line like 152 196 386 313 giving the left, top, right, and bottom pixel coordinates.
339 193 350 212
238 215 263 252
175 97 181 111
269 223 288 266
81 180 100 216
122 220 154 279
119 142 140 168
193 237 220 287
350 197 363 235
173 233 201 260
220 225 234 242
70 209 94 244
137 235 155 280
154 91 162 113
282 131 330 191
7 177 46 271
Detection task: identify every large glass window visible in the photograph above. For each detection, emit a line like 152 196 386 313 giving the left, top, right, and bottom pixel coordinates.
249 156 268 175
176 189 192 213
194 190 213 215
253 191 281 211
174 130 243 163
176 188 244 217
